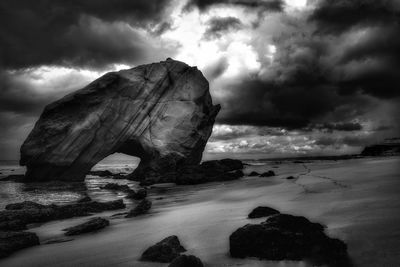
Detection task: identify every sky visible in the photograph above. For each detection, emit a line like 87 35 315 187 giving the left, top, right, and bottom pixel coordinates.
0 0 399 160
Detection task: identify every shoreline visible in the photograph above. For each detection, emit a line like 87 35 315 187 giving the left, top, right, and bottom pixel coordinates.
0 157 399 266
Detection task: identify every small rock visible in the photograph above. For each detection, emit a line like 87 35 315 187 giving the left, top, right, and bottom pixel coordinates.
101 183 131 192
286 176 295 180
168 255 204 267
0 231 39 258
126 199 152 217
63 217 109 236
259 171 275 177
248 206 280 219
141 235 186 263
126 188 147 200
248 171 260 176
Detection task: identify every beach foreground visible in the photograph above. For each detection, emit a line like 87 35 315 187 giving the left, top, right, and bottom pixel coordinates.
0 157 399 267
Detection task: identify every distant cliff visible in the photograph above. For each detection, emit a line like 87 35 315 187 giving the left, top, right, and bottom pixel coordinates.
361 138 400 157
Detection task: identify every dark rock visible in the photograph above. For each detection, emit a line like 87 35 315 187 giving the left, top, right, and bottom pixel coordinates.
361 138 400 156
0 199 125 230
0 231 39 258
101 183 131 192
248 171 260 176
112 173 129 179
248 206 280 219
126 188 147 200
20 59 220 182
126 199 152 217
63 217 109 236
0 220 27 231
259 170 275 177
286 176 295 180
88 170 113 177
230 214 349 266
6 201 46 210
168 255 204 267
141 235 186 263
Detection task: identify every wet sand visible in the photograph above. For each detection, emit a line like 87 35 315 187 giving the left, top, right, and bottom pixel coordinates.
1 157 399 267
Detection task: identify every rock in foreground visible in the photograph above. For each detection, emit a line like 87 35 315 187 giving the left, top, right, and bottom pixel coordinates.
141 235 186 263
0 231 39 258
248 206 280 219
63 217 109 236
168 255 204 267
230 214 349 266
0 199 125 231
126 199 152 217
20 59 220 182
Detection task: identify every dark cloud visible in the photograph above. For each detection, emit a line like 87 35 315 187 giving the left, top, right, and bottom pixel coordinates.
310 0 400 34
0 0 172 69
314 122 363 132
204 16 242 39
185 0 284 12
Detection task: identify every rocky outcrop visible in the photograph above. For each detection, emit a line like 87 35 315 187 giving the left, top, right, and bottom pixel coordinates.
361 138 400 157
248 206 280 219
126 199 152 217
168 255 204 267
230 213 349 266
20 59 220 182
63 217 109 236
0 199 125 231
141 235 186 263
134 158 244 185
0 231 40 258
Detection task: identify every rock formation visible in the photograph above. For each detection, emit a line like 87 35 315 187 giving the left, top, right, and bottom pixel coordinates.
20 59 220 182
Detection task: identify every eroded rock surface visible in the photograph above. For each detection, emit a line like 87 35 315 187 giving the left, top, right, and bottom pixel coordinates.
141 235 186 263
20 59 220 182
0 231 39 258
63 217 109 236
230 213 349 266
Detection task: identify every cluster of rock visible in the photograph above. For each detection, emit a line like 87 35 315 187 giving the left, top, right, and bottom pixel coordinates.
230 206 349 266
361 138 400 157
0 198 125 258
140 235 203 267
131 158 244 186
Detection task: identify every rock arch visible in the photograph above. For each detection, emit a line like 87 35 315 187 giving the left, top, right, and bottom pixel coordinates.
20 59 220 182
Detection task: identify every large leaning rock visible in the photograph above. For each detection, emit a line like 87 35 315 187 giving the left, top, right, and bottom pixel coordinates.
20 59 220 182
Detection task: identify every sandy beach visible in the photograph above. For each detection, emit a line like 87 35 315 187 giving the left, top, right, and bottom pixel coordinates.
0 156 399 267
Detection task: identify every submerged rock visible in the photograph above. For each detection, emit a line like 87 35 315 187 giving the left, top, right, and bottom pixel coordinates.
248 171 260 176
0 199 125 231
126 188 147 200
248 206 280 219
126 199 152 217
286 176 295 180
259 170 275 177
0 231 39 258
20 59 220 182
141 235 186 263
168 255 204 267
230 214 349 266
63 217 109 236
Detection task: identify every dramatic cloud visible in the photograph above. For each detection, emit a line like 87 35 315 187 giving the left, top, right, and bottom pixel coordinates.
0 0 399 159
204 16 242 39
0 0 173 69
185 0 284 12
